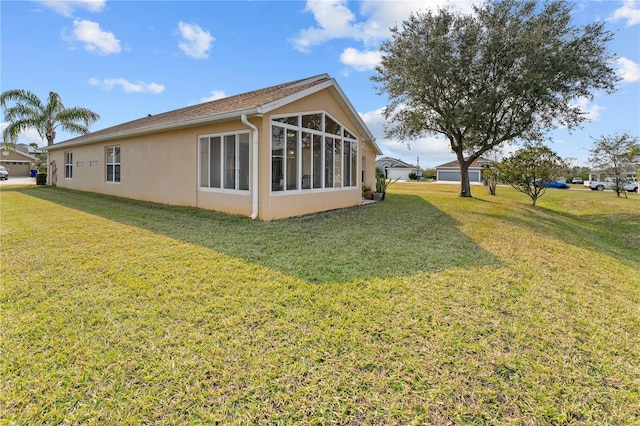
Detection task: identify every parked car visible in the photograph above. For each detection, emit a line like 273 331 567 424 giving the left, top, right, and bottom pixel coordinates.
584 178 613 191
624 178 638 192
533 179 570 189
585 177 638 192
571 177 583 184
0 165 8 180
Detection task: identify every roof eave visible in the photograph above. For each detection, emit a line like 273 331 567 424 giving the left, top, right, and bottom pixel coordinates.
45 107 261 151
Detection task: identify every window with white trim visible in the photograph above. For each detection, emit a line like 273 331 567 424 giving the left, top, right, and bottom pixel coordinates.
271 112 358 192
106 145 120 183
199 132 250 191
64 151 73 179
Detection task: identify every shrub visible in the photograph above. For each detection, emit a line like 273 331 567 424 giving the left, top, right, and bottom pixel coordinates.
36 173 47 185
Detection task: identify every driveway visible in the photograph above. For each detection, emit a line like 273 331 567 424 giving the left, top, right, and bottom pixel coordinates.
0 176 37 186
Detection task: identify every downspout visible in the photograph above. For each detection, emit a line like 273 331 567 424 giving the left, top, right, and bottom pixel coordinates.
241 114 259 220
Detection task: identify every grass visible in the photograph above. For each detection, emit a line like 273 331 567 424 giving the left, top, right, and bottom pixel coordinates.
1 182 639 424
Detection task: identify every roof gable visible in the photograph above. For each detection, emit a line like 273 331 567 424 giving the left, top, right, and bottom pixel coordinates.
47 74 380 154
1 148 39 161
376 157 415 168
435 157 493 169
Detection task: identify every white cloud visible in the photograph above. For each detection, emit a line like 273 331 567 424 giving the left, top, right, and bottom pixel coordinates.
178 22 214 59
609 0 640 27
89 78 165 94
359 107 455 167
292 0 477 71
616 57 640 83
572 97 604 121
339 48 381 71
200 90 227 103
37 0 106 17
292 0 360 52
64 19 121 55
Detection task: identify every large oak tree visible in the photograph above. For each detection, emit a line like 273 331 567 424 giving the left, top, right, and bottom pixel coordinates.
373 0 619 197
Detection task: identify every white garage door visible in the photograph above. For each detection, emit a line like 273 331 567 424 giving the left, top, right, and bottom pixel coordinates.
387 169 410 180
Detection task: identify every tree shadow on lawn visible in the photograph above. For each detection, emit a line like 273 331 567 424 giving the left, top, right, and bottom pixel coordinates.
16 187 501 283
485 202 640 268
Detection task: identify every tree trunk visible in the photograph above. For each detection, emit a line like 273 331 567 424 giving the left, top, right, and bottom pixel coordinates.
458 160 472 198
487 177 497 195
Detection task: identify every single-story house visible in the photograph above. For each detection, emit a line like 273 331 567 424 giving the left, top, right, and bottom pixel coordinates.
435 157 493 182
0 148 39 176
45 74 382 221
375 157 420 180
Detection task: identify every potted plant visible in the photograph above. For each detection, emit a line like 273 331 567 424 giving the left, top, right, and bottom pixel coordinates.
362 184 374 200
373 176 400 200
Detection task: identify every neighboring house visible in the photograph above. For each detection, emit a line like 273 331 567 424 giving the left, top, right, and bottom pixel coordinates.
16 143 43 157
375 157 420 180
435 157 493 182
44 74 382 221
0 148 39 176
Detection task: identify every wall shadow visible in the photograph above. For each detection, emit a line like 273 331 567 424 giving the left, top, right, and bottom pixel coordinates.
13 187 501 284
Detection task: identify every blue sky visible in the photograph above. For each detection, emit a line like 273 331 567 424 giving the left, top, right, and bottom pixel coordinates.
2 0 639 168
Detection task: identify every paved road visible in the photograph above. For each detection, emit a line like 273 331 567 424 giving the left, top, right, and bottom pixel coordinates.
0 176 37 186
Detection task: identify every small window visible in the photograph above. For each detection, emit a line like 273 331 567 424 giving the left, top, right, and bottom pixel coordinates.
302 113 322 131
64 152 73 179
106 145 120 183
325 116 341 135
273 116 298 126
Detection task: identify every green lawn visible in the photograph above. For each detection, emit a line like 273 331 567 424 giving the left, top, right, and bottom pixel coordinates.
1 183 639 424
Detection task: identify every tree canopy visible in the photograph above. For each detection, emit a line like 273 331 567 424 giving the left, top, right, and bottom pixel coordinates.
494 144 566 206
372 0 619 197
588 132 639 197
1 89 100 150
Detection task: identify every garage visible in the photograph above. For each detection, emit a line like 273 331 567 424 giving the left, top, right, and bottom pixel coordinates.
437 170 461 181
0 149 39 176
435 157 492 182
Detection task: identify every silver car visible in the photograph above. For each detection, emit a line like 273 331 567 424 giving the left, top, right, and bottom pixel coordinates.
0 165 8 180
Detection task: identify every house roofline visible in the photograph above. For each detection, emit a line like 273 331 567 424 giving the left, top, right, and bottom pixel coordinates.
1 148 40 161
44 108 262 151
45 74 382 155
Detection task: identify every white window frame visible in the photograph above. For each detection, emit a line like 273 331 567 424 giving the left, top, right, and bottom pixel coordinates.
270 111 358 194
106 145 120 183
64 151 73 179
198 131 250 193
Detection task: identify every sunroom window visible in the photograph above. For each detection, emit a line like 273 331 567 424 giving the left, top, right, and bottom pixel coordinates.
271 112 358 193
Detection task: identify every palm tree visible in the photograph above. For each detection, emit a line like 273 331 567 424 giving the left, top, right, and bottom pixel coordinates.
1 89 100 150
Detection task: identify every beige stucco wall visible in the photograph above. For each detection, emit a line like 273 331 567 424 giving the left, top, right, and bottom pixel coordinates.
48 88 378 220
